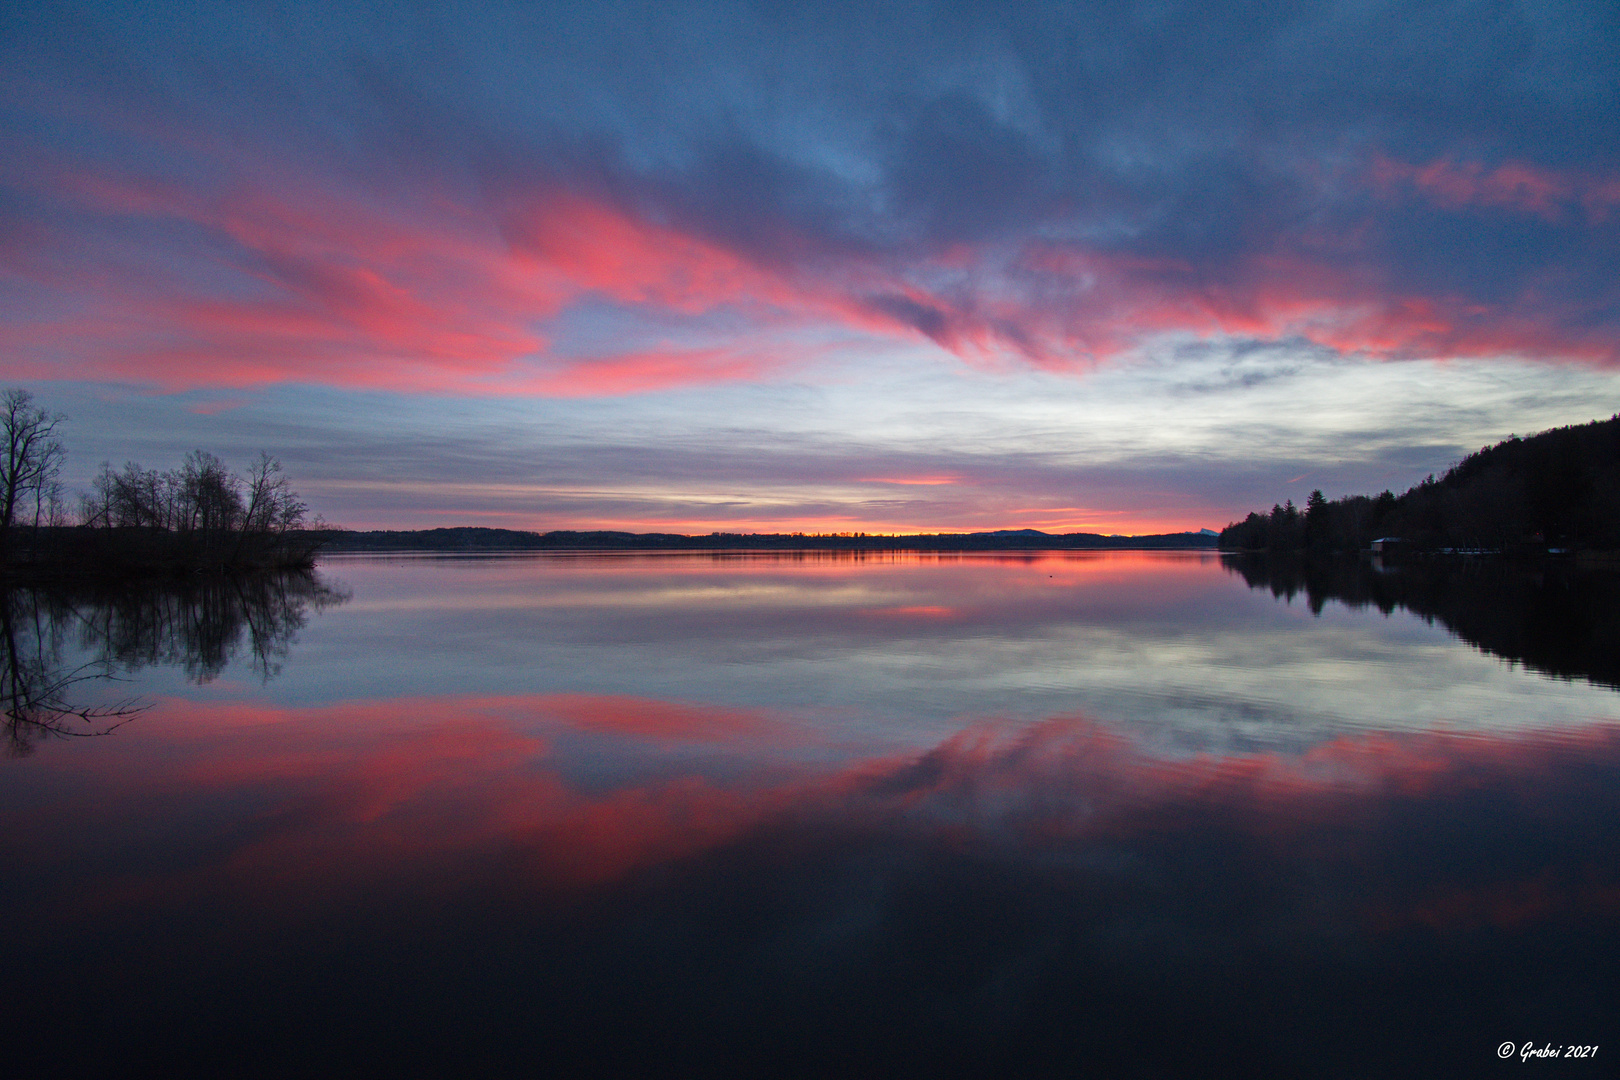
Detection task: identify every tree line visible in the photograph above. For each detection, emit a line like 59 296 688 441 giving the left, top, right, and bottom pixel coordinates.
0 387 321 574
1220 415 1620 554
81 451 309 550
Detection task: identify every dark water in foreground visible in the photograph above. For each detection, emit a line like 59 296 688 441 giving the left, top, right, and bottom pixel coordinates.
3 552 1616 1078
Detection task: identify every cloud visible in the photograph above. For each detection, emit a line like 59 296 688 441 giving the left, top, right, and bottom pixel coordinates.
1372 155 1620 223
4 0 1618 399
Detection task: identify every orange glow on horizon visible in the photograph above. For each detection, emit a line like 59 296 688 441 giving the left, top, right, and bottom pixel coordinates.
319 512 1227 537
856 475 962 486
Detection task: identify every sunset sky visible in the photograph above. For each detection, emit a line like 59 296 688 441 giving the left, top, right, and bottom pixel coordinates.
3 0 1617 533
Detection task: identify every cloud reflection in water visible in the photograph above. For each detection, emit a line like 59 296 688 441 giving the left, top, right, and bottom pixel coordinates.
5 689 1617 1076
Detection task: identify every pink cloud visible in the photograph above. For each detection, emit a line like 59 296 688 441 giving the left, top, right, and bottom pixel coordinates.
1011 244 1620 365
857 475 961 486
514 346 779 397
1370 154 1620 223
6 146 1619 397
2 157 952 395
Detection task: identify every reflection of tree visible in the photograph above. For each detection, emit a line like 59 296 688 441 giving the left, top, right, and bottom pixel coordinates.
77 571 348 683
1223 554 1620 690
1 571 348 754
1 588 141 756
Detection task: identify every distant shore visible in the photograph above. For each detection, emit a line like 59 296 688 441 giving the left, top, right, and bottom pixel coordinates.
317 527 1222 553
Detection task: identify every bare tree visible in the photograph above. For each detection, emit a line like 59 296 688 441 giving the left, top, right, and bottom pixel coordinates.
233 452 308 561
76 446 321 569
181 450 243 536
0 388 66 540
33 478 66 529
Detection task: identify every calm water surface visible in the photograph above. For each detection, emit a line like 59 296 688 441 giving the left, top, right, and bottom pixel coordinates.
4 551 1617 1077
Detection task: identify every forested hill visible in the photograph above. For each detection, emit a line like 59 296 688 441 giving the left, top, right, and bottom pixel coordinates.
1220 415 1620 554
321 528 1221 552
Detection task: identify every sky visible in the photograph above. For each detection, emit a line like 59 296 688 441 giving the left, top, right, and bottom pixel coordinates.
2 0 1618 534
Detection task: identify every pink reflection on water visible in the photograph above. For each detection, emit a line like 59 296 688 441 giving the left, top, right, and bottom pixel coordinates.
335 549 1232 628
7 689 1619 939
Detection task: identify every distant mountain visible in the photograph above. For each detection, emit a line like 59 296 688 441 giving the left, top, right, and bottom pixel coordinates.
319 527 1221 553
1220 415 1620 553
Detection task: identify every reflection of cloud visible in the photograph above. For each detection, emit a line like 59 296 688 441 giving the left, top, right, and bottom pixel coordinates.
19 693 1620 924
534 692 781 741
9 693 1619 1074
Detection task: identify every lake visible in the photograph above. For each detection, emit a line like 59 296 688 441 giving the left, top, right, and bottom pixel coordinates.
3 551 1616 1077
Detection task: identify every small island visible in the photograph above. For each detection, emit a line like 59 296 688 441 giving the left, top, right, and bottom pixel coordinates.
0 389 322 580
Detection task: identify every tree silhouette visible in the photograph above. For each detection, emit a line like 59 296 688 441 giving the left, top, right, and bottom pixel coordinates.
1220 416 1620 553
0 388 66 540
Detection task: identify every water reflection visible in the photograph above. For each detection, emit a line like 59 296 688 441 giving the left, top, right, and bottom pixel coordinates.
4 553 1616 1076
4 691 1616 1076
1224 554 1620 689
0 588 144 754
80 571 349 683
303 551 1617 752
0 571 347 753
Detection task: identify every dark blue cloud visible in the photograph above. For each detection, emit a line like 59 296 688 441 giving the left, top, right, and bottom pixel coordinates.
4 0 1618 371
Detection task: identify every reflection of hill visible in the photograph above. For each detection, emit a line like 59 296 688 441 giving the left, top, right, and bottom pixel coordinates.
2 571 348 753
1223 554 1620 690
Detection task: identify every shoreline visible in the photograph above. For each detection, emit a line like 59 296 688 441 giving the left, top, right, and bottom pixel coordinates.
315 526 1222 554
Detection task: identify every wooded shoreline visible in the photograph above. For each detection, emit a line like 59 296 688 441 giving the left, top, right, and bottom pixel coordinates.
1219 415 1620 555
